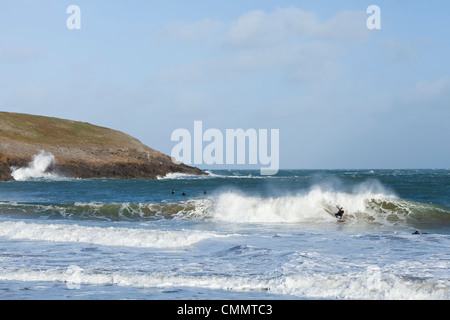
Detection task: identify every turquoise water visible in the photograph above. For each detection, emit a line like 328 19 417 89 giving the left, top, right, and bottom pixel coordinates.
0 169 449 299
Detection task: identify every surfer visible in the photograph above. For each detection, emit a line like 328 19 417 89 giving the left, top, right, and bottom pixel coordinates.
172 189 175 194
182 191 186 196
335 207 344 219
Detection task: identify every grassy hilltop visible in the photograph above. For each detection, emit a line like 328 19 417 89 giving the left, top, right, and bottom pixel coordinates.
0 112 203 181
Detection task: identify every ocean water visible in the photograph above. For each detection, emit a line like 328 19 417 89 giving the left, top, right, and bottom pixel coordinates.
0 168 449 300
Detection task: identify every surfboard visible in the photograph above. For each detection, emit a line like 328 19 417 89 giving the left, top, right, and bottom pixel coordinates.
324 206 345 222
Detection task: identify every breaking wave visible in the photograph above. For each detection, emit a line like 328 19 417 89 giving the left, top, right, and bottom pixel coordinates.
157 170 276 180
156 172 205 180
11 151 62 181
208 188 450 229
1 186 448 229
0 200 210 221
0 264 447 300
0 220 225 248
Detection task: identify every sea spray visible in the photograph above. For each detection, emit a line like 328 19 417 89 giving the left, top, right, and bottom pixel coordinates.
208 187 398 224
11 151 59 181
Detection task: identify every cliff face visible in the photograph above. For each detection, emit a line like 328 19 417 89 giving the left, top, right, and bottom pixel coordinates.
0 112 203 181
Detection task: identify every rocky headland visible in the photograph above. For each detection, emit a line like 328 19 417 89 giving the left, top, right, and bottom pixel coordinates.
0 112 204 181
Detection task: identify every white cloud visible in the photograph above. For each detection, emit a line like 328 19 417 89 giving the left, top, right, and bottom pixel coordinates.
415 77 449 97
220 7 369 48
154 7 370 85
159 18 224 42
317 10 370 42
401 76 450 108
158 6 370 48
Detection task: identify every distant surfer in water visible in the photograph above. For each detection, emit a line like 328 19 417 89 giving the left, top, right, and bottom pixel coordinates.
335 207 344 219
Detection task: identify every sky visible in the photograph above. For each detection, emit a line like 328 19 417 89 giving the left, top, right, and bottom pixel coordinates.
1 0 449 170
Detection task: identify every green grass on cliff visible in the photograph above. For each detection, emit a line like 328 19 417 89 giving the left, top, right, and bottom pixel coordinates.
0 112 125 146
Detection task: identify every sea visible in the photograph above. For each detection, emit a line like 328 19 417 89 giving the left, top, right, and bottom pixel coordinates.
0 164 449 300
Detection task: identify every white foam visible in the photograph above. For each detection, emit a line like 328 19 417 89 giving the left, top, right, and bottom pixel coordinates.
157 172 194 179
208 187 392 224
0 221 223 248
268 271 449 300
156 171 268 180
204 171 271 179
0 268 269 293
11 151 60 181
0 267 447 300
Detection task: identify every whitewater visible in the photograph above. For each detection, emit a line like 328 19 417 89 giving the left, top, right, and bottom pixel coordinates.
0 167 449 300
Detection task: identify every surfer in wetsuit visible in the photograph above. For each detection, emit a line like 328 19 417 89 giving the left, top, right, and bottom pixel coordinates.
335 207 344 219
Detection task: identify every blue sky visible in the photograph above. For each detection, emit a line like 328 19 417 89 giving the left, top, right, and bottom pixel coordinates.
1 1 449 169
